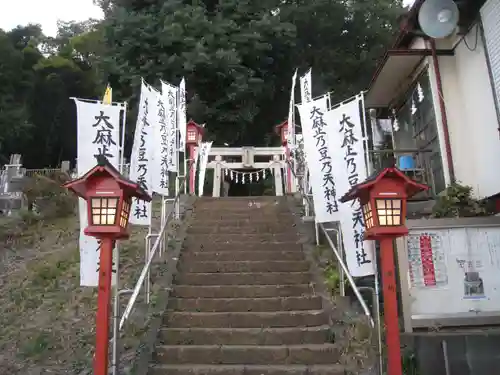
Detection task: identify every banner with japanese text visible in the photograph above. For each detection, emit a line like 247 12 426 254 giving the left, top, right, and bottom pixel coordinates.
74 98 121 286
325 95 375 277
178 78 187 151
129 81 156 226
287 69 298 148
296 96 340 223
161 81 178 172
197 141 213 196
300 68 312 104
151 88 169 196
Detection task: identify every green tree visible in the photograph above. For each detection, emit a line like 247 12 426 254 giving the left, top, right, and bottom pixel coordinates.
100 0 402 146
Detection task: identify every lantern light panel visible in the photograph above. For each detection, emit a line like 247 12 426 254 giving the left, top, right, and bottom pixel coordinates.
120 199 131 228
91 197 118 226
362 202 374 230
375 198 402 226
187 130 197 142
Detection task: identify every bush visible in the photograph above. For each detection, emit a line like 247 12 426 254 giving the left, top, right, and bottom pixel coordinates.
22 172 76 220
431 183 493 218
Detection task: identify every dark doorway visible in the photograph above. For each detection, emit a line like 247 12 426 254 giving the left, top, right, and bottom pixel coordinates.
226 169 276 196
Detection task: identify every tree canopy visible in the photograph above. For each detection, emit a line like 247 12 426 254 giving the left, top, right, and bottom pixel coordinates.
0 0 404 167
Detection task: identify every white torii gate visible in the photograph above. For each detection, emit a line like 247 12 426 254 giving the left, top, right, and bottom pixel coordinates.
204 147 287 197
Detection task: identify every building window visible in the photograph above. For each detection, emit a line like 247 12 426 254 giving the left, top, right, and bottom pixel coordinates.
394 68 446 194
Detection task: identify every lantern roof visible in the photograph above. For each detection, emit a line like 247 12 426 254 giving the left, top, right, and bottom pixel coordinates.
274 120 288 135
339 167 429 203
62 155 152 202
187 119 205 136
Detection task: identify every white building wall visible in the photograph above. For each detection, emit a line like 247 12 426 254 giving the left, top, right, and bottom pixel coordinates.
433 25 500 198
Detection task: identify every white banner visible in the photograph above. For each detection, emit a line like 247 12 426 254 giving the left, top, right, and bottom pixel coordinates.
161 81 178 172
129 81 156 226
325 95 375 277
152 88 169 196
287 69 298 147
74 99 121 286
300 68 312 103
296 97 340 223
178 78 187 151
197 141 213 196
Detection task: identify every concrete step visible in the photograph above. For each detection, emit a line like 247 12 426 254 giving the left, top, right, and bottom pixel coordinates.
149 364 351 375
154 344 341 365
179 261 310 273
175 272 311 285
159 326 330 345
165 310 327 328
183 243 303 253
172 285 315 298
169 296 322 312
181 251 305 262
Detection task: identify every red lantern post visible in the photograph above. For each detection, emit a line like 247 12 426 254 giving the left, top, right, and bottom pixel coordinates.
186 119 204 195
62 155 151 375
274 120 292 193
340 167 428 375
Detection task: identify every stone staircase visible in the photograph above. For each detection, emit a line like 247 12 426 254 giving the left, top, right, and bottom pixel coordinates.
147 197 357 375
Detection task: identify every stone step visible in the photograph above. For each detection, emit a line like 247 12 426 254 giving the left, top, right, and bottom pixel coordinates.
175 272 311 285
172 285 315 299
191 212 292 220
159 326 331 345
165 310 327 328
153 344 341 365
187 225 297 235
179 261 310 273
169 296 322 312
149 364 350 375
184 233 298 243
183 243 303 253
181 251 305 262
188 219 296 227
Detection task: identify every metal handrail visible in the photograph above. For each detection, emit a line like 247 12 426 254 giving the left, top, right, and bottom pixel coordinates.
286 160 374 328
119 177 186 330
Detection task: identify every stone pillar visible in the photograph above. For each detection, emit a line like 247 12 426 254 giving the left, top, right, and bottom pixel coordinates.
273 155 283 196
212 155 222 197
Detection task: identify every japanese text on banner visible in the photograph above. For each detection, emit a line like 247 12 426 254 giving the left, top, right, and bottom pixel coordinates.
152 89 169 195
129 81 155 226
197 141 213 196
74 99 121 286
178 78 187 151
296 96 339 223
161 81 178 172
326 96 375 277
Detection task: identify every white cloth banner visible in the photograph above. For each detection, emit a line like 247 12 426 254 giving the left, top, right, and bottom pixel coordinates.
151 88 169 196
129 81 156 226
161 81 178 172
178 78 187 151
325 95 375 277
74 99 121 286
296 97 340 223
300 68 312 104
197 141 213 196
287 69 298 148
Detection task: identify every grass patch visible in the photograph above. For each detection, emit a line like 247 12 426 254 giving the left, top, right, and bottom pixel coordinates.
0 203 152 374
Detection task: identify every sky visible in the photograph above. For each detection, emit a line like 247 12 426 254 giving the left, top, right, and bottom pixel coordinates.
0 0 104 37
1 0 416 38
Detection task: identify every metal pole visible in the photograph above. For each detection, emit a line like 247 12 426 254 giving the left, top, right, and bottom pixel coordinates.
442 340 451 375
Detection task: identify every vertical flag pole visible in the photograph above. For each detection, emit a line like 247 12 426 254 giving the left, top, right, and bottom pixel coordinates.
360 91 383 375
